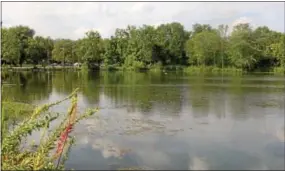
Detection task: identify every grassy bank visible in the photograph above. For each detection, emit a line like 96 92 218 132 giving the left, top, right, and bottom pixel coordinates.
1 66 81 71
183 66 244 74
2 64 284 75
100 64 185 72
1 89 98 170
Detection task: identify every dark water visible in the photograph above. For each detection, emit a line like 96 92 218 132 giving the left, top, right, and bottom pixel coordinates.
2 71 285 170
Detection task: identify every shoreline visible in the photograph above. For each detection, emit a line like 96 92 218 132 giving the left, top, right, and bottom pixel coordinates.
1 65 284 75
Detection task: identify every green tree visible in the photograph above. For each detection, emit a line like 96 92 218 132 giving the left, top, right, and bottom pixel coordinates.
192 23 213 36
1 27 21 65
139 25 157 65
186 30 220 66
270 34 285 67
2 22 284 72
25 38 45 66
103 36 120 65
217 24 229 68
114 28 130 65
11 26 35 66
1 26 35 66
227 23 258 70
52 39 75 64
76 30 104 66
156 22 187 65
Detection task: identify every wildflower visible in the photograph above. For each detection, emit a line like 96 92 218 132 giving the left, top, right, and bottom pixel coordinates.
54 97 77 160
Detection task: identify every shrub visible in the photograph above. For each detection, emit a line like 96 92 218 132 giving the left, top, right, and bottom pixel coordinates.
1 88 98 170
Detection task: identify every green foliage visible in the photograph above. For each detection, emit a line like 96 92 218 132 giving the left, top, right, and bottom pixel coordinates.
80 31 104 64
184 66 243 74
149 62 163 71
226 24 258 70
156 22 187 65
52 39 75 64
2 27 21 65
273 67 285 74
186 30 221 66
80 62 90 73
103 36 120 65
270 35 285 67
25 38 45 65
2 22 285 74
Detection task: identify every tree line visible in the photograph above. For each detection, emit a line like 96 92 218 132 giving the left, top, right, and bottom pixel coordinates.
1 22 284 71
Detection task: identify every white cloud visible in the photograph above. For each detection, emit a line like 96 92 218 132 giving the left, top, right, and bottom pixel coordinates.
73 27 89 38
276 125 285 142
232 17 253 27
91 138 122 158
228 16 256 33
189 157 209 170
2 2 284 39
135 148 171 167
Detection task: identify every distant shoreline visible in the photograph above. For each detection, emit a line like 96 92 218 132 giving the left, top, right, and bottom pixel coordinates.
1 65 284 75
1 66 81 71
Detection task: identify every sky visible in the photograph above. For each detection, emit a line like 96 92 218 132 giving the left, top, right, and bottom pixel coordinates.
2 2 285 40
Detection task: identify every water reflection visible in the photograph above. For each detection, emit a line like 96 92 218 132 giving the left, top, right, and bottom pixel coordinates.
188 157 208 170
2 71 52 103
2 71 285 170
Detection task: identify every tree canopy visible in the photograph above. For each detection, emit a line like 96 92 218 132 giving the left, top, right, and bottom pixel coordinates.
1 23 284 71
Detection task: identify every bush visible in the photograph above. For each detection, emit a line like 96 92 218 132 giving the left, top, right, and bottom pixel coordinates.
149 62 163 72
273 67 285 74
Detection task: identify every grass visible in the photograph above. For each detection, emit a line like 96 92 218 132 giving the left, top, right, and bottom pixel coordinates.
100 65 244 74
183 66 243 74
1 88 98 170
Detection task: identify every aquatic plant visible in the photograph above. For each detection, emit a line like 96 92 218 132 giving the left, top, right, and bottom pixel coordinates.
1 88 98 170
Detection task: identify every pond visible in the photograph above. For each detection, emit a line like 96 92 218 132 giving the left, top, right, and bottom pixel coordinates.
2 71 284 170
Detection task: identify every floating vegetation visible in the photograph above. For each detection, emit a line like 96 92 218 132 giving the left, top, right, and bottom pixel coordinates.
83 112 190 138
253 101 282 108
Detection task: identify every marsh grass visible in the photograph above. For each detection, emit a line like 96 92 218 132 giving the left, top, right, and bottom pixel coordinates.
1 88 98 170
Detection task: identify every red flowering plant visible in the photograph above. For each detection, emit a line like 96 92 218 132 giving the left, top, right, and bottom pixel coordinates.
1 88 99 170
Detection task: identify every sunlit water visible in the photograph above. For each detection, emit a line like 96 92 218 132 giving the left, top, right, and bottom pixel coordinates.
2 71 284 170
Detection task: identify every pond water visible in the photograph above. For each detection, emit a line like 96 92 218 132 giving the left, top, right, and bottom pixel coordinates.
2 71 285 170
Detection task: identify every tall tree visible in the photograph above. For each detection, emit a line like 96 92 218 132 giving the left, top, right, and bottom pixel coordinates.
227 23 258 70
11 26 35 66
52 39 74 64
156 22 187 65
1 26 35 65
186 30 220 66
2 27 21 65
103 36 120 65
270 34 285 67
25 38 45 66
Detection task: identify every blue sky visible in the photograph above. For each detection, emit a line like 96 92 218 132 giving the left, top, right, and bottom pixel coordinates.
2 2 284 39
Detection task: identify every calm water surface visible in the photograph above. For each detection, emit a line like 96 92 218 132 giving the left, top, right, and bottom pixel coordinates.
2 71 285 170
